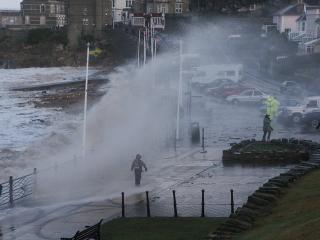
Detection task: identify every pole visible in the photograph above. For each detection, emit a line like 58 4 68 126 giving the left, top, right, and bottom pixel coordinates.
151 27 154 60
121 192 125 217
9 176 13 208
146 191 151 217
201 189 205 217
112 0 115 30
175 40 183 142
83 42 90 160
201 128 207 153
154 38 157 60
33 168 37 197
143 30 146 65
138 29 141 68
230 189 235 214
173 190 178 217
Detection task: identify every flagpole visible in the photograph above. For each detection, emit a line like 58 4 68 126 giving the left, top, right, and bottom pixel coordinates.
83 42 90 160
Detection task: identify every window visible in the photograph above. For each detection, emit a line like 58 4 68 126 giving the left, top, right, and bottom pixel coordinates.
40 4 45 13
83 18 89 25
25 16 30 24
302 21 305 32
306 45 314 54
254 90 263 96
126 0 133 8
175 1 183 14
307 100 317 108
157 3 168 13
241 90 253 96
50 4 55 14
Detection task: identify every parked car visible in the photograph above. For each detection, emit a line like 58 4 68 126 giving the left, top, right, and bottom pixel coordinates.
197 79 234 93
226 89 269 105
280 81 301 95
278 96 320 124
301 110 320 129
260 98 301 115
207 83 251 99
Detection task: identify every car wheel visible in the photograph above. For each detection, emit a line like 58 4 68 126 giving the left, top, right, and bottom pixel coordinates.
232 99 240 105
292 114 302 124
311 119 320 129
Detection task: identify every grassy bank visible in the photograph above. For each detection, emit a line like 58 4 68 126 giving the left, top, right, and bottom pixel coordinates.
235 169 320 240
101 217 225 240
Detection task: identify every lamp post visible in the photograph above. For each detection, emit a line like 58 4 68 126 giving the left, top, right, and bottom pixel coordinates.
82 42 90 160
175 40 183 142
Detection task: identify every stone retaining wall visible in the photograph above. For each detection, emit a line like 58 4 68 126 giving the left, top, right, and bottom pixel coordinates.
223 139 319 165
209 147 320 240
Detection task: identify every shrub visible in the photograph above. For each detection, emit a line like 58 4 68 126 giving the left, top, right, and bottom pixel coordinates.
26 28 68 46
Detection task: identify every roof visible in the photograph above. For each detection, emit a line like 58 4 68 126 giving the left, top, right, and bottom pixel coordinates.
0 10 21 16
304 38 320 46
296 14 306 22
305 5 320 11
307 96 320 101
273 3 305 16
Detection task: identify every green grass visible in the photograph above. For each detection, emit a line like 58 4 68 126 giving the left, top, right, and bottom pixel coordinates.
241 142 300 152
234 169 320 240
101 217 225 240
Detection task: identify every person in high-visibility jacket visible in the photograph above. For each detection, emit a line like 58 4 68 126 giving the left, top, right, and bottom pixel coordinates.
89 47 103 58
266 96 279 120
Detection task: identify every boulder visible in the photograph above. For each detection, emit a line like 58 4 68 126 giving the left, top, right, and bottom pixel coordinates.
248 195 272 206
252 192 278 202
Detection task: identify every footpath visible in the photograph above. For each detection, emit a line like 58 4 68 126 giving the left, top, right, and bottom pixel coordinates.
0 148 207 240
0 146 293 240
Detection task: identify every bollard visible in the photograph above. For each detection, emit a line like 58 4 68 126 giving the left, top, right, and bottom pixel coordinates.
230 189 235 214
9 176 13 208
146 191 151 217
200 128 207 153
173 190 178 217
121 192 125 218
33 168 37 197
201 189 205 217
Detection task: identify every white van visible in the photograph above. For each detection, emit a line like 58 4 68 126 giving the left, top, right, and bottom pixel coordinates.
192 64 243 84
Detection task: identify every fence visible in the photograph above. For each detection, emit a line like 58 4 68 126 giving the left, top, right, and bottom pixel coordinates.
119 189 242 218
0 168 36 208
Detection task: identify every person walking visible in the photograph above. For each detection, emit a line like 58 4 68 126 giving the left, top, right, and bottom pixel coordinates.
131 154 147 186
262 114 273 142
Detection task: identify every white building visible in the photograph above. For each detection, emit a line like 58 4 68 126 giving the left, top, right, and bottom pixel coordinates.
273 3 305 34
113 0 135 23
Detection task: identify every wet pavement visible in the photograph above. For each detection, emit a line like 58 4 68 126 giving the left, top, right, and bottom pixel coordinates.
0 147 293 240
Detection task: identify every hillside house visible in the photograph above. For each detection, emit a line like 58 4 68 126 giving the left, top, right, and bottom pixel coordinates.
20 0 67 27
67 0 112 46
0 10 23 27
272 3 305 35
133 0 190 15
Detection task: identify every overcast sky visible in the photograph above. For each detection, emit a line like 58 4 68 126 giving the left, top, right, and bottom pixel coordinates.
0 0 21 9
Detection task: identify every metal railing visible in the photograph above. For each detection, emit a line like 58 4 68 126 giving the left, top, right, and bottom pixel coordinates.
0 169 36 208
131 17 145 27
119 189 243 218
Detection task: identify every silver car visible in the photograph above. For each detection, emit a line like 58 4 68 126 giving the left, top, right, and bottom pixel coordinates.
226 89 269 104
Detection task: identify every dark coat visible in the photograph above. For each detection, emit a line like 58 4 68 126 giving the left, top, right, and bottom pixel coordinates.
131 159 147 172
263 116 273 132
